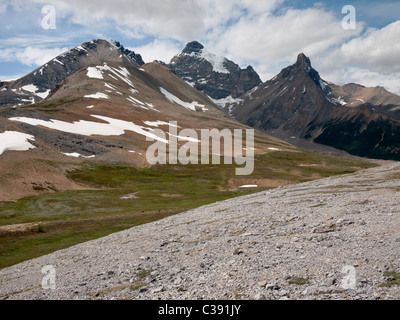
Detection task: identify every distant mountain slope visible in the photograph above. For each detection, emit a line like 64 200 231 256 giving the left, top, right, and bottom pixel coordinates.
0 39 144 107
230 53 400 160
0 39 288 201
165 41 262 102
329 83 400 120
314 104 400 160
231 53 336 139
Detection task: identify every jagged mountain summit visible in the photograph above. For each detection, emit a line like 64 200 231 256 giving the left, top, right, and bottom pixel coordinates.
0 39 144 108
231 53 336 139
231 53 400 160
165 41 262 103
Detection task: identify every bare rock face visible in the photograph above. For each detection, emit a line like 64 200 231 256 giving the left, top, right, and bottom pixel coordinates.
232 53 336 139
166 41 262 100
231 53 400 161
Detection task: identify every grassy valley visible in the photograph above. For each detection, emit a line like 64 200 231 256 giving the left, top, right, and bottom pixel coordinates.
0 148 376 269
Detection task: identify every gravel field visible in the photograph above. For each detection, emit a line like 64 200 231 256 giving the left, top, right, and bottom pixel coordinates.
1 163 400 300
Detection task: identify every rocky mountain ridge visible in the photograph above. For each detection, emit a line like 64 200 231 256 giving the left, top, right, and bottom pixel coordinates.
229 53 400 161
0 39 143 108
164 41 262 101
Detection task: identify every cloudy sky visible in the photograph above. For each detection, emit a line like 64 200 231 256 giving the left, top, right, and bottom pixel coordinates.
1 0 400 93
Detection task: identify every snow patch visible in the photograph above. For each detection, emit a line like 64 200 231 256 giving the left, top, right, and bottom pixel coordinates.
76 45 87 52
278 86 288 96
63 152 96 159
143 121 179 128
127 96 145 106
91 63 135 87
53 58 64 65
319 79 328 91
36 90 51 99
21 85 50 100
246 86 258 99
87 67 104 79
9 115 168 143
84 93 109 99
21 84 38 93
210 95 243 113
129 88 138 94
20 97 35 104
159 87 208 112
0 131 35 155
334 96 347 106
188 49 229 74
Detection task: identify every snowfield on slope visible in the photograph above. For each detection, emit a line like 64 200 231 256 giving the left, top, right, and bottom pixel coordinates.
159 87 208 112
0 131 35 155
9 115 168 143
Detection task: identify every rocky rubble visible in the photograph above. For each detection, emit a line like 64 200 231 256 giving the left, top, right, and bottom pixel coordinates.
0 163 399 300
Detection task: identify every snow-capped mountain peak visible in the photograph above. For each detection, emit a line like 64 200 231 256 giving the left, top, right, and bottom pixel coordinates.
166 41 261 100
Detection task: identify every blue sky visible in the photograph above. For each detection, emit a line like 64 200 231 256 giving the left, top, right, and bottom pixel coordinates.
1 0 399 93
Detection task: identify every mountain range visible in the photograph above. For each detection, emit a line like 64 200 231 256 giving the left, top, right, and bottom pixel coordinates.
229 53 400 160
0 38 399 202
0 38 385 269
161 44 400 161
0 39 290 201
164 41 262 101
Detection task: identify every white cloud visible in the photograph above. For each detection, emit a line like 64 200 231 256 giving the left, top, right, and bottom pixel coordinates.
0 34 74 67
0 3 7 15
130 39 182 64
30 0 207 41
321 67 400 95
198 7 362 83
0 46 68 66
211 8 362 64
28 0 282 41
2 0 399 95
0 74 23 82
328 20 400 74
117 26 146 40
313 20 400 95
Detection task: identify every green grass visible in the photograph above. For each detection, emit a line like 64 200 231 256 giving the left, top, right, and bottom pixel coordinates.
0 150 376 269
288 277 310 285
380 271 400 287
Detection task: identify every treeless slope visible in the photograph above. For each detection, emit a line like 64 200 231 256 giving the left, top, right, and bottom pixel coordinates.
1 162 399 300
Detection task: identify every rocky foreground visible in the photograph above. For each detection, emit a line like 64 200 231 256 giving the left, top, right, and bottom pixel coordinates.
1 163 400 300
